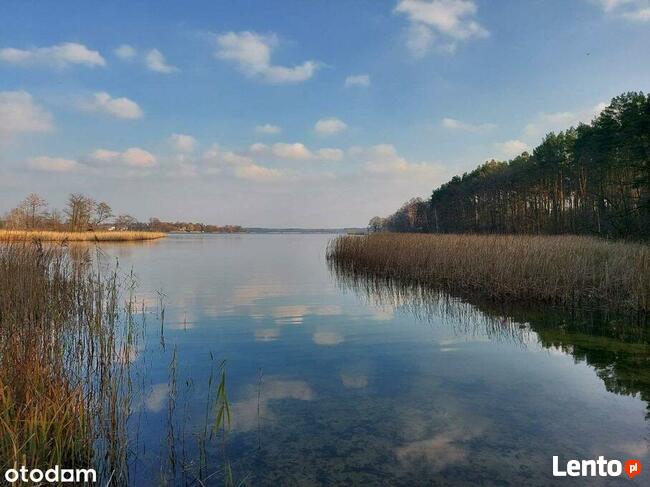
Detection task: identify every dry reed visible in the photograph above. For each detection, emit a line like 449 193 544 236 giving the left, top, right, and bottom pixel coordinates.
0 230 166 242
327 233 650 314
0 242 137 484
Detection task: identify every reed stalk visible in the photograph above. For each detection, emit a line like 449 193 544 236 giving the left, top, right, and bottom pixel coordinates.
327 233 649 314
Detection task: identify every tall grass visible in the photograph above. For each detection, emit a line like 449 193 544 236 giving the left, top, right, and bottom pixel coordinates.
327 233 650 314
0 242 138 484
0 230 166 242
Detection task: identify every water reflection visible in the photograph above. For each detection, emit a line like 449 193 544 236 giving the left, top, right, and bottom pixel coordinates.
330 262 650 420
91 234 650 485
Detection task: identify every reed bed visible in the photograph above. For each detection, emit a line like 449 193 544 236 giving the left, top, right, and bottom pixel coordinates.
327 233 650 314
0 242 137 484
0 229 166 242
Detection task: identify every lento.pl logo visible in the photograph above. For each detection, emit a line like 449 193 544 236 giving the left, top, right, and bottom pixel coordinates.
4 466 97 484
553 456 642 479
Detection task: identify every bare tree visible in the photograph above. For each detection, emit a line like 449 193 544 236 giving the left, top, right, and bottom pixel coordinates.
114 214 137 230
65 193 95 231
19 193 48 229
93 202 113 225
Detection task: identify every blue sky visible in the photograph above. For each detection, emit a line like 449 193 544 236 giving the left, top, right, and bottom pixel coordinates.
1 0 649 227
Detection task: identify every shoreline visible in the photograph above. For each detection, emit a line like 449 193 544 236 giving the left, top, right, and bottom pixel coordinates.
0 230 167 242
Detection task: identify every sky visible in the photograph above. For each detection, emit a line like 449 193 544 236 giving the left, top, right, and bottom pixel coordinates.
1 0 649 227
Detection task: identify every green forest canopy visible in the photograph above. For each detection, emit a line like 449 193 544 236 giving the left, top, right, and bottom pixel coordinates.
372 92 649 240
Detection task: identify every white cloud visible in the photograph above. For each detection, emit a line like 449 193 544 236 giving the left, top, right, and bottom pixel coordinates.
395 0 489 56
234 163 283 182
594 0 650 21
0 91 53 144
89 147 156 168
145 48 177 73
83 92 143 119
345 74 370 87
255 123 282 135
314 117 347 135
0 42 105 68
494 139 529 158
215 31 318 83
114 44 137 60
362 144 441 177
27 156 78 172
523 102 607 140
202 144 286 182
250 142 342 162
316 148 344 161
169 133 197 152
406 23 437 57
113 45 177 72
441 117 495 132
270 142 314 160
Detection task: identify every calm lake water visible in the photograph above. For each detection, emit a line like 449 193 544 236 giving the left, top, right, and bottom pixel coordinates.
99 234 648 486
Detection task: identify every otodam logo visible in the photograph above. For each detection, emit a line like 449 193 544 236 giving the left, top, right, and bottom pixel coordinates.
553 456 642 479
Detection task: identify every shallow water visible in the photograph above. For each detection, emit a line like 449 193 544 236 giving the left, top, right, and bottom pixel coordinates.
99 234 648 486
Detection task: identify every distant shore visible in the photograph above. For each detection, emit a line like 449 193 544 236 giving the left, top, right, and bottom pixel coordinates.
0 230 167 242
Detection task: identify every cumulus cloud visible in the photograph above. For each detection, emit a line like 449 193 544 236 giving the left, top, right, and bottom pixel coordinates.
269 142 313 160
114 44 137 60
145 48 177 73
0 91 53 144
169 133 197 152
113 45 177 72
494 139 529 158
255 123 282 135
314 117 347 135
202 144 285 182
441 117 495 132
523 102 607 140
594 0 650 21
395 0 489 56
361 144 441 178
316 148 344 161
345 74 370 87
82 92 143 119
250 142 342 161
89 147 157 168
27 156 78 172
0 42 105 68
234 163 283 182
215 31 318 83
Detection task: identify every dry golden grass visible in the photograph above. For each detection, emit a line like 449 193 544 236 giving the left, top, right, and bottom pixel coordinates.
327 233 650 313
0 229 166 242
0 243 135 482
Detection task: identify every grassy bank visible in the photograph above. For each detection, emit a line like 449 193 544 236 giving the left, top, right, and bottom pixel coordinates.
0 229 166 242
327 233 649 314
0 243 136 483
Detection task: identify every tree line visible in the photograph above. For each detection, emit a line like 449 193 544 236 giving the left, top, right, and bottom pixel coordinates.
372 92 649 240
0 193 244 233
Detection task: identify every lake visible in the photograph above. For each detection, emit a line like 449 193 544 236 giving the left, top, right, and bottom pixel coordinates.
99 233 648 486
